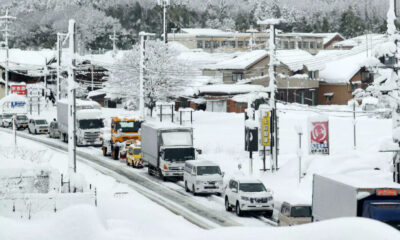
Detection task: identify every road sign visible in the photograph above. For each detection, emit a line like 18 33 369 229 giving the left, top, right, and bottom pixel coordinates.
245 127 258 152
261 112 271 146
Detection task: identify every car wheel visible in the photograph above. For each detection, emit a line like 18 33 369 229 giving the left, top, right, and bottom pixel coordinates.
185 181 190 192
264 210 273 219
225 197 232 211
192 184 197 196
34 129 37 134
102 147 107 156
28 128 31 134
112 147 119 160
235 201 243 217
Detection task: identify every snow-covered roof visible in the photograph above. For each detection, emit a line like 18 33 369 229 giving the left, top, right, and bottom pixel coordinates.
185 160 220 167
319 51 375 84
197 84 268 95
209 50 268 70
231 91 269 103
279 32 344 45
275 50 321 71
205 49 321 72
176 28 249 38
333 34 387 48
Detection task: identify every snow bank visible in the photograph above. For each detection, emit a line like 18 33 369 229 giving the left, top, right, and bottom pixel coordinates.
197 218 400 240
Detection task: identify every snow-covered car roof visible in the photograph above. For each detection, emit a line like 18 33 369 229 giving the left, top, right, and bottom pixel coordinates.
230 176 263 184
185 160 220 167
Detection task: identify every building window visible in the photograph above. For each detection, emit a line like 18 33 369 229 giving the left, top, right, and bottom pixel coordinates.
197 40 203 48
205 41 211 49
245 41 249 46
232 72 243 82
213 41 219 49
279 91 285 101
311 91 316 105
309 71 316 79
300 91 305 104
317 42 322 49
284 41 289 49
298 42 302 49
230 41 236 48
351 83 358 92
238 41 244 47
221 41 228 47
302 41 308 49
310 42 315 49
289 41 295 49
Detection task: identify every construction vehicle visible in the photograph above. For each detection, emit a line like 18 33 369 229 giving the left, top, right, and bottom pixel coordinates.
125 141 143 168
102 116 142 160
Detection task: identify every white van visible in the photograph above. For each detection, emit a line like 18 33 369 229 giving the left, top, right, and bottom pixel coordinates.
184 160 224 196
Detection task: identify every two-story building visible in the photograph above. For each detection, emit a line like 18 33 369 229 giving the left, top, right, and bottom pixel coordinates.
202 49 322 106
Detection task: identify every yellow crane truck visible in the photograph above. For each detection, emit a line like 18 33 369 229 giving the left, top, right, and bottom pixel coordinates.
102 117 142 160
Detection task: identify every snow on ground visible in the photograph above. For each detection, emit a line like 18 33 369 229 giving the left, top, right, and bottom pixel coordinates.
1 102 400 239
0 131 199 240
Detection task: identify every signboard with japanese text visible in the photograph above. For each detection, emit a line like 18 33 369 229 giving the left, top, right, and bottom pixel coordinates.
309 116 330 155
11 84 27 96
261 112 271 146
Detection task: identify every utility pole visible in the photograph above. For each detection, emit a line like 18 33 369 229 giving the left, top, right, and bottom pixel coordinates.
68 19 77 175
139 32 155 120
0 9 16 96
109 28 118 56
90 55 94 91
157 0 170 44
258 19 283 172
56 33 67 100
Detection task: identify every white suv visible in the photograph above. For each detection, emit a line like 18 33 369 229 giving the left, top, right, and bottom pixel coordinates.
224 177 274 217
184 160 223 196
28 119 49 134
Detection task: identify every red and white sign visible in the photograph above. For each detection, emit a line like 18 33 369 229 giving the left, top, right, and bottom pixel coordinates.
309 116 329 155
11 84 27 96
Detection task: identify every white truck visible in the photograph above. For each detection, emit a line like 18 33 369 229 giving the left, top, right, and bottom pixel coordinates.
312 174 400 230
141 122 196 181
57 99 104 147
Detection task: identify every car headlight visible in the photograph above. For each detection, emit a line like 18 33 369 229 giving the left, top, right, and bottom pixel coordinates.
241 196 249 201
218 180 223 185
268 196 273 201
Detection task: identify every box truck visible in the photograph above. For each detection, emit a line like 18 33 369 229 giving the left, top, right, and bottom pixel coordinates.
57 99 104 147
141 122 196 181
312 174 400 230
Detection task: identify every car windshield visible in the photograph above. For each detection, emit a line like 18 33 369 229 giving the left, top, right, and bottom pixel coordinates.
291 206 312 218
17 115 28 120
197 166 221 175
35 120 48 125
239 183 266 192
79 119 104 129
164 148 195 162
133 149 141 155
3 114 12 119
116 121 141 132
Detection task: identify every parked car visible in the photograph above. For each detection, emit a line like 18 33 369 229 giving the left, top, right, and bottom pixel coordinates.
48 121 60 138
277 202 312 226
28 118 49 134
184 160 223 196
1 113 13 127
224 177 274 217
15 114 29 129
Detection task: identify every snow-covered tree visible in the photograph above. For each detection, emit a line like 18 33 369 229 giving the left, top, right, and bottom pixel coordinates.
108 41 190 114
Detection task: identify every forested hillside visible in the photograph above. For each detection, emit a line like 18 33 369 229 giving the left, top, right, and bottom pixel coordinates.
0 0 392 50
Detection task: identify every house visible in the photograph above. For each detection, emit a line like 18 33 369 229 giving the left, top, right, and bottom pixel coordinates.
318 51 376 105
169 28 333 55
332 34 386 50
195 84 269 113
202 49 321 105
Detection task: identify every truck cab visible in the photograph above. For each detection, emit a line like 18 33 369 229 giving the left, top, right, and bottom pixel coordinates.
107 117 142 160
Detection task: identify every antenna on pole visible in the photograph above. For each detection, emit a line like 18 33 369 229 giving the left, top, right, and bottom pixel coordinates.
0 9 16 96
109 28 118 57
139 31 155 120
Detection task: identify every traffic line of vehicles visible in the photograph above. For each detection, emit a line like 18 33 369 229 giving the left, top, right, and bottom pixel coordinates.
2 99 400 230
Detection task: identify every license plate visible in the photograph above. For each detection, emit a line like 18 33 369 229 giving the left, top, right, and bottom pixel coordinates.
23 125 27 127
40 130 45 133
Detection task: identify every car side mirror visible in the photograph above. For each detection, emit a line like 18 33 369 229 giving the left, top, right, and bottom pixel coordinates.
221 172 225 178
196 148 202 155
